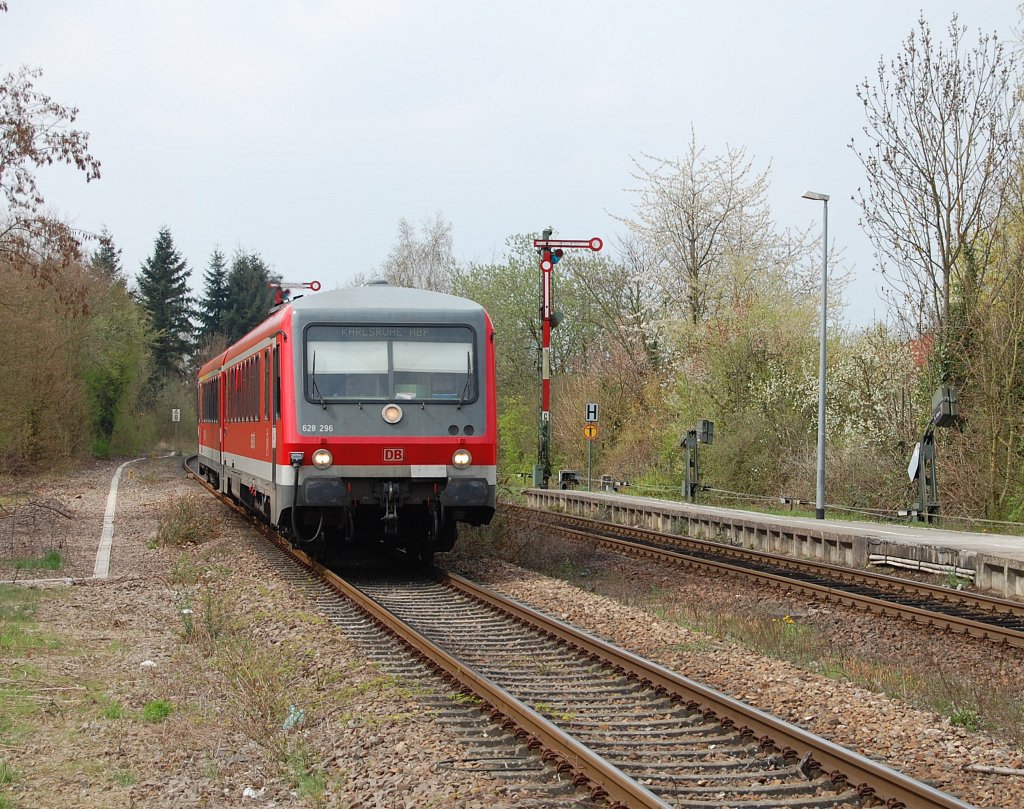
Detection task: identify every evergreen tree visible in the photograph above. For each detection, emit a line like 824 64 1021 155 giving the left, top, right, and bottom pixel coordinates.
221 250 278 343
197 247 229 340
137 227 193 380
88 226 124 284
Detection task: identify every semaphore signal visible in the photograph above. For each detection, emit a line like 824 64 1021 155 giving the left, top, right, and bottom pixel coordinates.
531 228 602 489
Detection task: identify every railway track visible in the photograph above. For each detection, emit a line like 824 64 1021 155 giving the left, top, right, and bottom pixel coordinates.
508 505 1024 649
184 457 974 808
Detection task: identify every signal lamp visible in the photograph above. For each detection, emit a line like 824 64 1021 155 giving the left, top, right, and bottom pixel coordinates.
382 404 403 424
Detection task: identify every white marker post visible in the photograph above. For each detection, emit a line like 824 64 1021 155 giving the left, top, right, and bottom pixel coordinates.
172 408 181 456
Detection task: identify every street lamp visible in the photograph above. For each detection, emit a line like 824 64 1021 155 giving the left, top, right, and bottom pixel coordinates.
802 191 829 520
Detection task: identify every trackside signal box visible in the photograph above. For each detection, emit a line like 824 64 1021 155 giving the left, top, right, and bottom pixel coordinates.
698 419 714 445
931 386 960 428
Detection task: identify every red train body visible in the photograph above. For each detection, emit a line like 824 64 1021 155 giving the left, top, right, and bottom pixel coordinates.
197 284 497 559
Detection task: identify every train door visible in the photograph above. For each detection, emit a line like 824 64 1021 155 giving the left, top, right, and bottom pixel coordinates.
217 370 227 492
271 340 280 490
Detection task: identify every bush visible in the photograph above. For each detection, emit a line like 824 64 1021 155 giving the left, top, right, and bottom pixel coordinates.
156 495 215 547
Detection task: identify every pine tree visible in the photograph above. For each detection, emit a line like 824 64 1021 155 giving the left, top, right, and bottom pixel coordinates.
197 247 229 339
88 226 124 284
221 251 278 343
137 227 193 380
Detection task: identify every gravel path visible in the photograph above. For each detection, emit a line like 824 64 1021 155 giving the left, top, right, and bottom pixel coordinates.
0 456 536 808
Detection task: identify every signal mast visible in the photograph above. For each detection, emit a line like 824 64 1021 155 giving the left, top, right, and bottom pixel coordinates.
532 228 603 488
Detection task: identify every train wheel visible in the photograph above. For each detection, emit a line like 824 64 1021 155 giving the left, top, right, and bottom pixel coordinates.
426 505 457 553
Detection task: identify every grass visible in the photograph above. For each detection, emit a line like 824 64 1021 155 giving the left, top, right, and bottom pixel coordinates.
10 550 62 570
285 741 328 803
141 699 172 723
0 585 40 622
111 769 136 786
0 759 17 809
0 585 60 653
177 587 231 648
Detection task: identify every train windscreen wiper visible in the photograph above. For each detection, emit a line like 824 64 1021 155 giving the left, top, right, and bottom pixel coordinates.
457 351 473 409
310 352 326 410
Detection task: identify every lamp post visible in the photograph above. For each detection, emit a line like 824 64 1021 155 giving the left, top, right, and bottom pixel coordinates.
802 191 829 520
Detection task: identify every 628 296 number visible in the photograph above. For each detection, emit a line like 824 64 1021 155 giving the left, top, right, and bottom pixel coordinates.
301 424 334 433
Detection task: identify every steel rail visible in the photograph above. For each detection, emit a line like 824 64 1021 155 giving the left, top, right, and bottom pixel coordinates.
443 570 975 809
511 505 1024 617
311 559 671 809
510 505 1024 648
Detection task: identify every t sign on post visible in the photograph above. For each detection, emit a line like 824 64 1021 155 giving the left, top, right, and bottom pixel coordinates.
532 229 603 488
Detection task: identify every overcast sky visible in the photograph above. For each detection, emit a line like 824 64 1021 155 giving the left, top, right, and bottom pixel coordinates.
3 1 1020 327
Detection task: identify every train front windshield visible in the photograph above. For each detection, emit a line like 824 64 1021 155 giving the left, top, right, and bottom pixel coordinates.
304 324 477 403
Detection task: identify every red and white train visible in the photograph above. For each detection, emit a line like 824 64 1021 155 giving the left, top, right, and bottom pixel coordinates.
197 283 497 560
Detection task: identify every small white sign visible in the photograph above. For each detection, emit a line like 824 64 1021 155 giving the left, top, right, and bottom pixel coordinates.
585 402 599 422
171 408 181 423
907 442 921 481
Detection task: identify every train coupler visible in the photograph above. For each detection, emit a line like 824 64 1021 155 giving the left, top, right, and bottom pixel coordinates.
381 482 399 535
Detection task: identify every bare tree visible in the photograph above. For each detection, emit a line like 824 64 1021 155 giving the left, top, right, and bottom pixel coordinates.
359 212 457 292
616 130 784 325
852 14 1022 337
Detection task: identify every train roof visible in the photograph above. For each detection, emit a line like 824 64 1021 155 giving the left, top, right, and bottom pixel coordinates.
198 285 488 378
290 284 485 319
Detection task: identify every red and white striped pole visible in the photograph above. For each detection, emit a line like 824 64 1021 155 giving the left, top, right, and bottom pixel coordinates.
532 232 603 488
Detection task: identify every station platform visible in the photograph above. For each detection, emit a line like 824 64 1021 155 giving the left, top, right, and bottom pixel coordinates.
523 488 1024 599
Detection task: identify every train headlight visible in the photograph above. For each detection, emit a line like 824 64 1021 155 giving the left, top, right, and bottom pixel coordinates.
382 404 403 424
452 449 472 468
311 448 333 469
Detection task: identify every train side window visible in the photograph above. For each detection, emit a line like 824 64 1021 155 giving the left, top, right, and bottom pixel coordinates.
273 345 280 420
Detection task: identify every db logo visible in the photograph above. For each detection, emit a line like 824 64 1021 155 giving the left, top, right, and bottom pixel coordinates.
383 448 405 463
